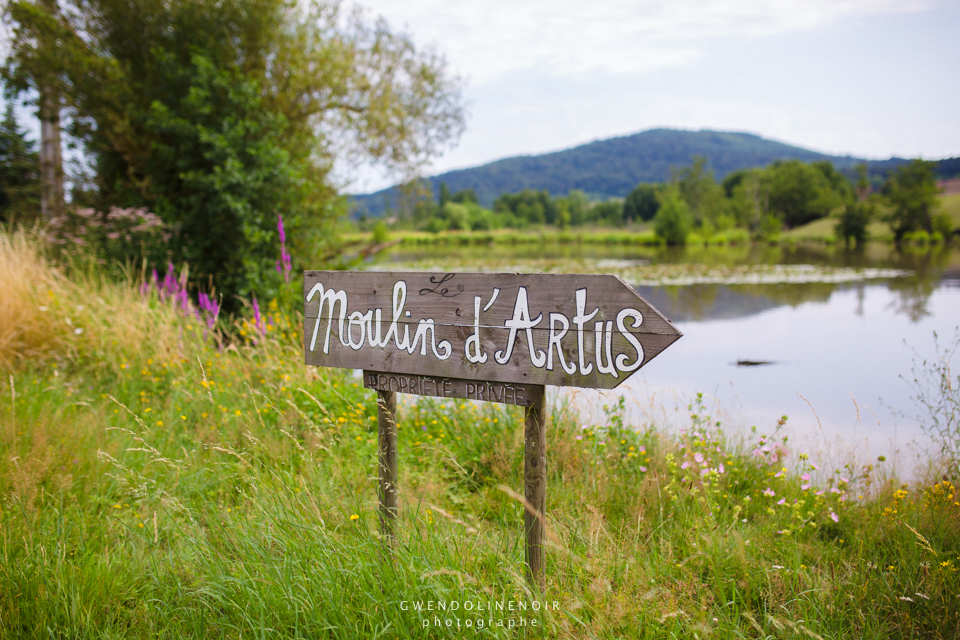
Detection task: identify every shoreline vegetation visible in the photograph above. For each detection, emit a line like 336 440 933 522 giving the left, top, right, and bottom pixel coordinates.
2 229 959 638
346 192 960 250
353 159 959 251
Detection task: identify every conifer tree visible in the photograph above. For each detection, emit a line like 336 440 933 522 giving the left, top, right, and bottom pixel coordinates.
0 104 41 223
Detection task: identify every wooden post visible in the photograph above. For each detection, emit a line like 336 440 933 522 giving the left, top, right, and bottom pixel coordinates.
377 389 398 539
524 385 546 590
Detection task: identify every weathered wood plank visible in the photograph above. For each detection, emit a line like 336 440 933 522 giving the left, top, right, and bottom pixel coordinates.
307 322 679 389
304 271 682 390
363 370 541 407
304 271 678 334
377 390 398 540
524 386 546 590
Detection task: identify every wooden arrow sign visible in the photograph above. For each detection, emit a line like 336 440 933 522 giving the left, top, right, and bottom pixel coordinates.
303 271 681 390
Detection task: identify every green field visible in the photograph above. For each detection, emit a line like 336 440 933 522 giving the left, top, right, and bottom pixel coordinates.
1 230 959 638
942 194 960 228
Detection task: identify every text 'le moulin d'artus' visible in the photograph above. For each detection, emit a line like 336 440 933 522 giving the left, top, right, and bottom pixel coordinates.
303 271 682 390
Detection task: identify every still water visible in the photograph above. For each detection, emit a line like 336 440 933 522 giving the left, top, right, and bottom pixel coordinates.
373 242 960 475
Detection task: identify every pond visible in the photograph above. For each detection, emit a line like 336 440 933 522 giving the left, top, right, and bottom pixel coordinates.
369 241 960 477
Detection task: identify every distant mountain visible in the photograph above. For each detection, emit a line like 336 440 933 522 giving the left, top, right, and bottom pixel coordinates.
350 128 959 217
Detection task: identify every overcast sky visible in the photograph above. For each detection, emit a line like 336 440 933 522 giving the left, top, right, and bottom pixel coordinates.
350 0 960 193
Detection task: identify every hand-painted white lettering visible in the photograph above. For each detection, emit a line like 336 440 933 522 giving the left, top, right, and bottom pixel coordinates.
615 309 644 372
546 313 576 374
310 277 655 381
495 287 546 367
307 283 348 354
346 310 370 350
367 309 385 347
482 287 500 312
594 320 617 378
408 318 452 360
465 296 488 364
383 281 410 352
572 289 598 375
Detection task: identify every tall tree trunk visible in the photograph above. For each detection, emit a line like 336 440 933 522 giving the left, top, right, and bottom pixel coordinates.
39 87 64 220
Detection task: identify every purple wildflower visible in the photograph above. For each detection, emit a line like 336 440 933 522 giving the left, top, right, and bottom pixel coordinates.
198 293 220 329
277 213 292 283
252 297 265 335
178 287 190 314
162 263 176 299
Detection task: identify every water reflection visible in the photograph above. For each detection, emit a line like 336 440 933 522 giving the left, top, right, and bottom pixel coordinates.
610 278 960 478
378 241 960 475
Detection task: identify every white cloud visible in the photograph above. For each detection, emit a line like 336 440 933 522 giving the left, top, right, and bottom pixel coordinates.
360 0 938 82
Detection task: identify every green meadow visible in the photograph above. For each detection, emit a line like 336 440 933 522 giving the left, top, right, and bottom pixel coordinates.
1 229 959 639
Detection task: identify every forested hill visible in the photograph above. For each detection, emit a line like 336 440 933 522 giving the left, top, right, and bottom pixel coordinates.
350 129 958 216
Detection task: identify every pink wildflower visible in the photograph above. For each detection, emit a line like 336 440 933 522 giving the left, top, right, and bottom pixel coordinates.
830 512 839 523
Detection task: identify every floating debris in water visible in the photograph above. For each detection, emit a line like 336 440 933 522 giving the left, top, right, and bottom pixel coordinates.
736 360 777 367
366 258 911 286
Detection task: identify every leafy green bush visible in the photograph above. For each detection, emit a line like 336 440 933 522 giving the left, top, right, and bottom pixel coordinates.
836 200 874 246
653 186 692 245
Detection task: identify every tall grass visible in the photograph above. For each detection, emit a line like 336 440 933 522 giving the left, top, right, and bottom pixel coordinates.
1 230 958 638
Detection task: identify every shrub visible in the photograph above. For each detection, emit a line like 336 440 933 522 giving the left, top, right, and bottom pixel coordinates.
653 186 692 246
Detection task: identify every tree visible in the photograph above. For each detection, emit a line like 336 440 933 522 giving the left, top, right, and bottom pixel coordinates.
623 183 659 222
653 185 691 245
556 190 588 226
4 0 465 300
675 156 722 228
493 189 556 226
766 159 847 228
437 182 452 207
723 168 776 235
835 164 872 246
2 0 66 219
585 199 623 226
882 159 939 241
451 188 477 204
0 104 41 223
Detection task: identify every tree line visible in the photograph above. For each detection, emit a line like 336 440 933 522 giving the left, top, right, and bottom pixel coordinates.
389 156 950 245
0 0 464 306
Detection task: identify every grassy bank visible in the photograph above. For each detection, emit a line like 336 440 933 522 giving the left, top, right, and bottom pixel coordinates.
347 194 960 249
1 230 959 638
